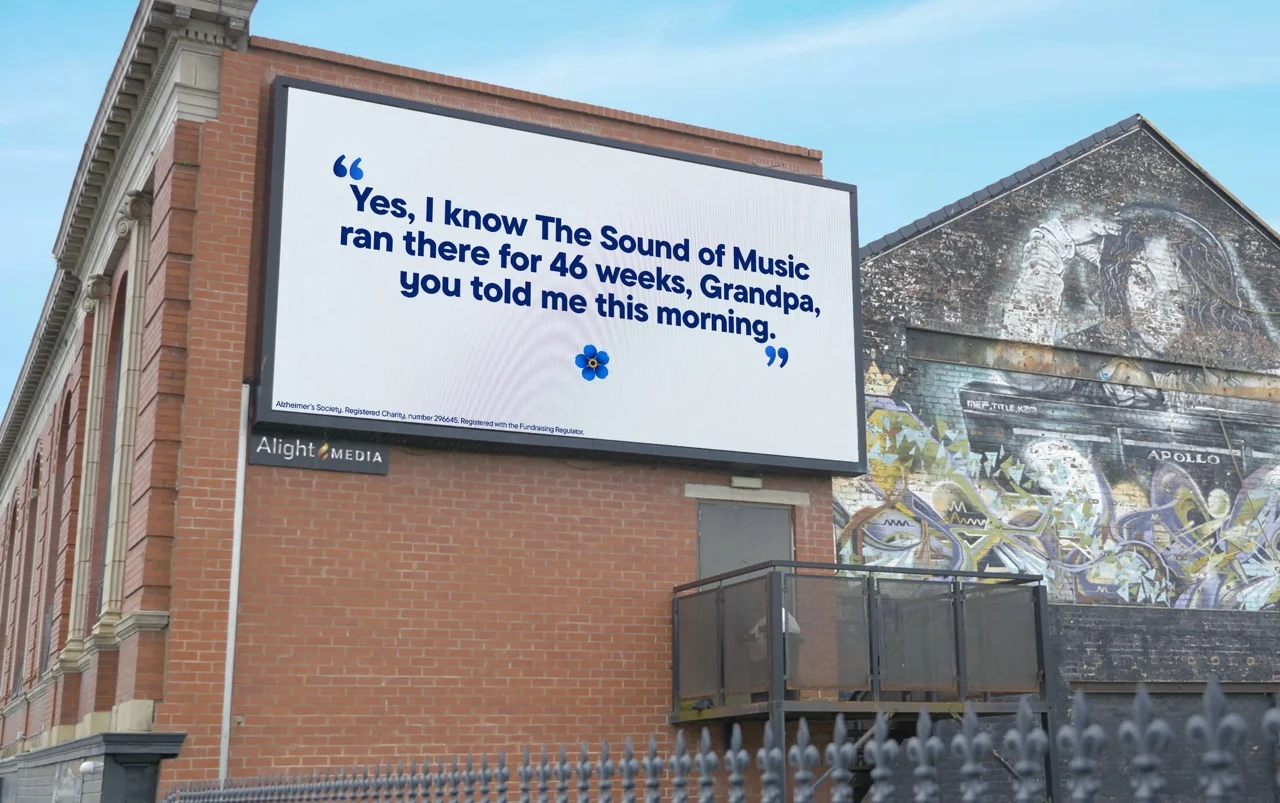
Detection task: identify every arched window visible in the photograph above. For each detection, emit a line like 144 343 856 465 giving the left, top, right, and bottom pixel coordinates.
40 396 72 674
88 276 128 624
12 454 41 694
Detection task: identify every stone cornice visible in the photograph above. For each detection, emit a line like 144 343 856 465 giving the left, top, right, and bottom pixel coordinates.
54 2 253 271
0 1 255 487
113 610 170 643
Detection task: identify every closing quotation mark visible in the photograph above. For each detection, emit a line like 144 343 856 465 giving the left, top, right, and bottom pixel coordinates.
764 345 789 367
332 155 364 180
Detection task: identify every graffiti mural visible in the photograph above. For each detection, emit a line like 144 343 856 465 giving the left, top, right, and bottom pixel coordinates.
843 128 1280 610
836 358 1280 610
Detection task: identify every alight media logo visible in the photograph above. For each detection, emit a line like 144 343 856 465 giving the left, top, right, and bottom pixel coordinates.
252 434 387 470
255 435 318 461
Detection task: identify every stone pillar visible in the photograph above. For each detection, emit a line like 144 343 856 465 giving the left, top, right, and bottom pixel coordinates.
59 274 113 671
92 191 152 643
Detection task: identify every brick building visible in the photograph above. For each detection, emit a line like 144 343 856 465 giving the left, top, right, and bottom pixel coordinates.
844 117 1280 792
1 1 1278 800
0 0 859 793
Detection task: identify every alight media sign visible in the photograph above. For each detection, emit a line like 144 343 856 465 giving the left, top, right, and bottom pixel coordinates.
257 78 865 473
249 433 389 475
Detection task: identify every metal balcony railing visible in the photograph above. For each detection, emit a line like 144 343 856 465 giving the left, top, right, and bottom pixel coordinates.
671 561 1049 723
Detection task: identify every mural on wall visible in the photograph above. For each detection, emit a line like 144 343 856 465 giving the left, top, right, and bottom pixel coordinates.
836 358 1280 610
999 203 1280 373
841 129 1280 610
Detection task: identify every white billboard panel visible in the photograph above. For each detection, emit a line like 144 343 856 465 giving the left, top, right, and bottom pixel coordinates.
259 79 865 473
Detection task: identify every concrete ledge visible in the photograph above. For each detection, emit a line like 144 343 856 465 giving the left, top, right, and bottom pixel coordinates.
7 732 184 770
113 610 170 642
684 483 810 507
0 731 186 803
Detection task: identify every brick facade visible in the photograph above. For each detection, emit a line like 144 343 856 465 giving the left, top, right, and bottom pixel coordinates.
0 13 837 786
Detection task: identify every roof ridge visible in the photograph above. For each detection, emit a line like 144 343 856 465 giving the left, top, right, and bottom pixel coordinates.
859 114 1145 260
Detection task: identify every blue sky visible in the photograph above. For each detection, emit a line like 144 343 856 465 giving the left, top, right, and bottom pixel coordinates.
3 0 1280 398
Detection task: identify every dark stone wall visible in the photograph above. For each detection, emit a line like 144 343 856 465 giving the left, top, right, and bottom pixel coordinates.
858 128 1280 374
838 123 1280 611
837 122 1280 798
1046 604 1280 802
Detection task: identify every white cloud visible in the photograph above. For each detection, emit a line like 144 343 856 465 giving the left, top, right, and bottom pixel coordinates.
473 0 1067 97
467 0 1280 128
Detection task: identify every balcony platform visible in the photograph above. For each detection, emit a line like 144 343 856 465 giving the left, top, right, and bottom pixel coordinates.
670 561 1052 731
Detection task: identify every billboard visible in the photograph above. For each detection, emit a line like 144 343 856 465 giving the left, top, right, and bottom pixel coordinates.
258 78 864 473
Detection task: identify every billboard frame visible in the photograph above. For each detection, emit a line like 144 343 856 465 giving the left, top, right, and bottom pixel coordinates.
256 76 866 476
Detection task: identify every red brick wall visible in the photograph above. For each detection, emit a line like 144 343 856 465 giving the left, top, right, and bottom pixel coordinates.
153 39 833 782
0 318 91 745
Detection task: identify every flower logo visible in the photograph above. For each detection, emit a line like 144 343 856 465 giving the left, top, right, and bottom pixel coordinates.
575 344 610 381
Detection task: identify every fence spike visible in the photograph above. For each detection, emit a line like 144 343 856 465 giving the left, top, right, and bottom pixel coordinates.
824 715 856 803
437 759 449 803
482 754 494 803
863 711 899 803
724 725 750 803
670 730 692 803
519 748 533 803
556 745 572 803
1188 676 1247 803
497 752 511 803
907 708 944 803
1263 705 1280 796
757 720 785 803
789 719 818 803
598 741 615 803
576 744 594 803
1003 695 1048 803
420 760 433 803
453 758 468 803
951 703 992 803
537 747 552 803
620 738 640 803
694 729 718 803
642 735 664 803
1057 689 1106 802
466 754 478 803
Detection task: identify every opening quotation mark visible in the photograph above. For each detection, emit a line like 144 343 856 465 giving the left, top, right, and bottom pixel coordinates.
332 155 364 180
764 346 789 367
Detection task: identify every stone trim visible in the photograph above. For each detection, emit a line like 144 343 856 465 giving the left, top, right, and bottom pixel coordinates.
0 673 54 723
97 193 152 627
54 1 252 266
0 0 252 487
64 283 114 652
73 633 119 677
112 611 170 643
110 698 155 732
684 484 810 507
14 730 183 768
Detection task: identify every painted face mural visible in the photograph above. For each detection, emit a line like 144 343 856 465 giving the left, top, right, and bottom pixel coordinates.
1000 204 1280 370
839 202 1280 611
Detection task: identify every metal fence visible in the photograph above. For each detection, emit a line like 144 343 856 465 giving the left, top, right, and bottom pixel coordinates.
162 678 1280 802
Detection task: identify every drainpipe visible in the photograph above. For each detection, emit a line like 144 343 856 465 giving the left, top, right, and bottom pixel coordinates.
219 383 250 781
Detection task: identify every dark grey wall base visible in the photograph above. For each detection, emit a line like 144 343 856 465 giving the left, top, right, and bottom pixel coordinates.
0 732 184 803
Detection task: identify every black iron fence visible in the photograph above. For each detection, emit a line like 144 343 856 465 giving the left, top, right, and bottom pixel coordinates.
162 678 1280 802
